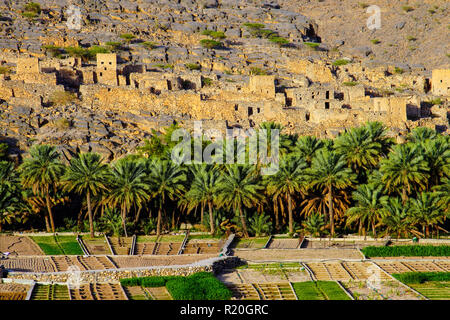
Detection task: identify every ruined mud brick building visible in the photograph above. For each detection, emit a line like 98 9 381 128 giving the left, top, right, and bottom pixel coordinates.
0 0 448 160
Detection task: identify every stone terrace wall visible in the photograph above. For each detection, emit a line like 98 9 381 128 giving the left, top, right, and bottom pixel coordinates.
6 256 241 283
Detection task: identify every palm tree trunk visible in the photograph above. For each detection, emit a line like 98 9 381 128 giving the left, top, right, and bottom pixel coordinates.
372 222 377 239
45 190 56 233
274 200 279 232
288 193 293 234
238 203 249 238
45 214 51 233
208 200 214 235
0 221 2 233
121 203 128 238
171 208 175 230
156 203 162 237
134 206 142 224
200 202 204 226
87 190 94 238
328 185 334 237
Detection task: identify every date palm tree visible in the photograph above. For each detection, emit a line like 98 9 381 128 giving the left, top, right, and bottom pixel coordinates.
334 125 383 180
407 127 437 145
292 135 324 165
63 153 111 238
214 165 263 238
106 159 150 237
306 150 356 236
302 212 326 237
265 155 307 234
381 197 416 239
409 192 446 237
19 145 65 233
346 184 388 238
422 136 450 187
146 159 186 237
185 165 220 234
379 143 429 203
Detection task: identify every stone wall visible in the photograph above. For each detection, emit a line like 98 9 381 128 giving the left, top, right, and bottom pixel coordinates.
432 69 450 96
6 256 241 283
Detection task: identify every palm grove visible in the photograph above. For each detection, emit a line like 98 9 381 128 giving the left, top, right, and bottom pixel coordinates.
0 122 449 239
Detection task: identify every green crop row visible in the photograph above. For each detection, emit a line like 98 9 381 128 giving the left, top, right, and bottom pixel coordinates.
392 272 450 284
120 272 231 300
362 245 450 257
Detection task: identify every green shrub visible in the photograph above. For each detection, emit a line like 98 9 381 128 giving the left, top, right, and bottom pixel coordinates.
185 63 201 71
0 66 11 74
54 118 71 130
153 63 174 70
370 39 381 44
201 30 226 40
393 272 450 284
361 245 450 257
202 77 213 87
120 33 136 42
22 2 41 18
140 41 157 50
358 2 369 9
406 35 417 41
394 67 404 74
428 98 442 105
249 67 268 75
332 59 349 66
269 36 289 47
304 42 320 50
242 23 265 30
200 39 223 49
21 11 37 19
343 81 358 86
401 6 414 12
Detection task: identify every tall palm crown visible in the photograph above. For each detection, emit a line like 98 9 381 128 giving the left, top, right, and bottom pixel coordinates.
334 126 383 178
379 143 429 202
382 197 415 239
19 145 65 232
146 159 186 236
409 192 446 237
265 155 307 234
306 149 356 236
407 127 437 145
346 183 388 238
107 159 150 237
214 164 263 238
185 164 220 234
292 135 324 165
63 153 111 237
422 136 450 187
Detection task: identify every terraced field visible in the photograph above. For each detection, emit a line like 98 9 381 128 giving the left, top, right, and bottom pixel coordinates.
69 283 127 300
31 284 70 300
30 235 83 255
227 283 297 300
409 282 450 300
108 237 133 255
292 281 351 300
305 262 391 282
182 240 221 254
123 286 150 300
0 282 30 300
82 236 112 255
375 260 450 274
234 237 269 249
